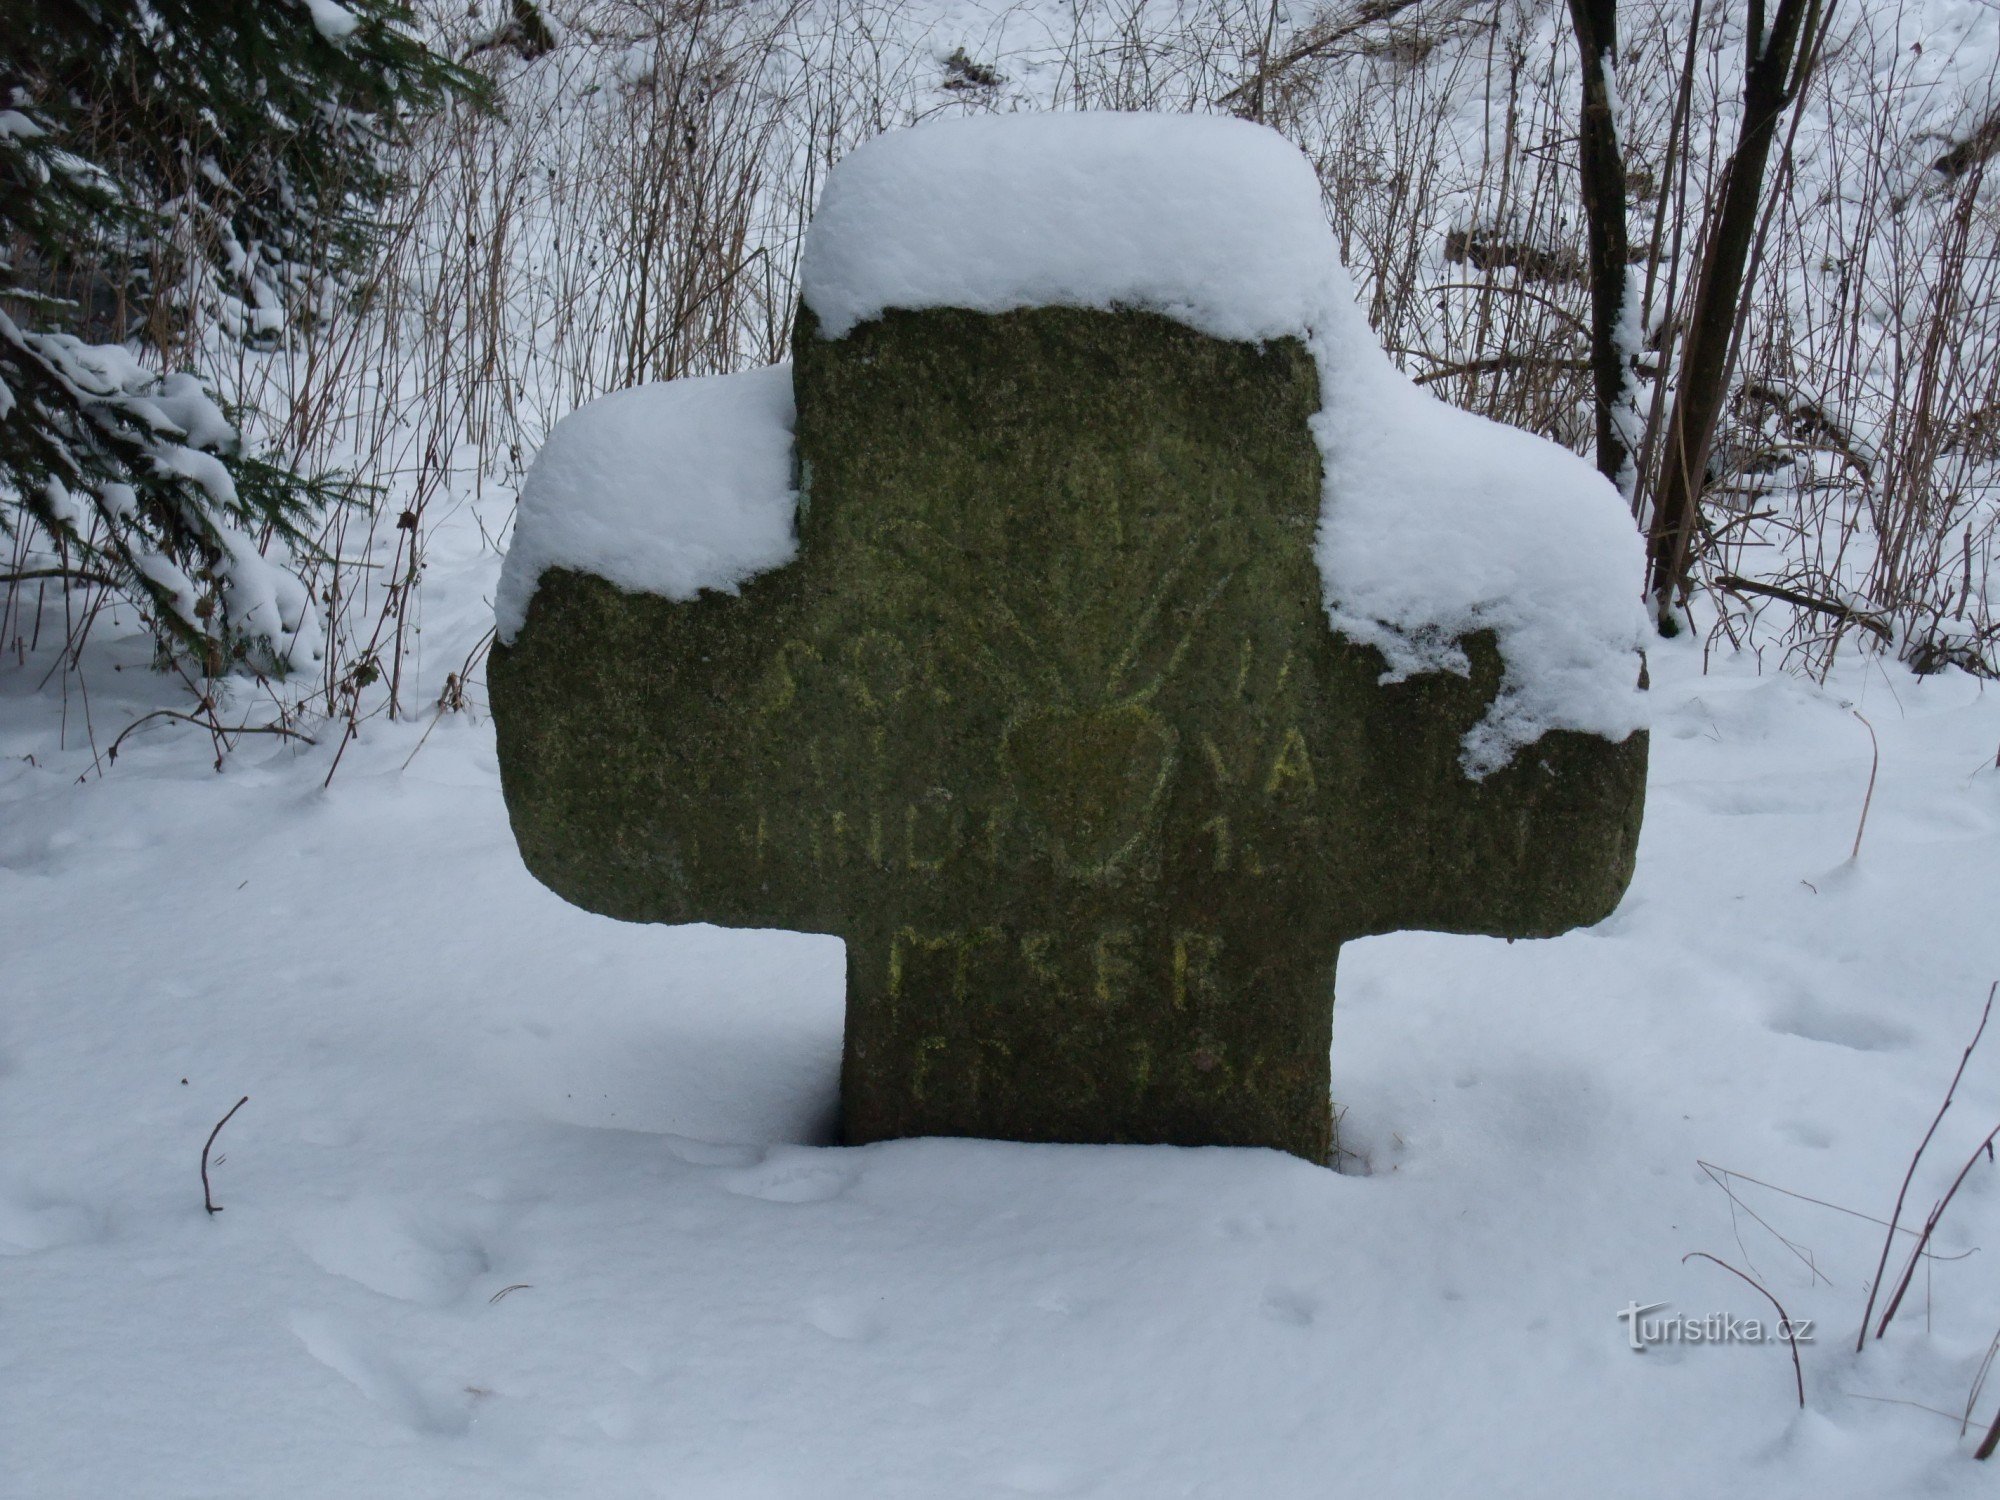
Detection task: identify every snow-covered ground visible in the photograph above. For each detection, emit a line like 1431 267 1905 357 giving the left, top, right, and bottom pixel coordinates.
6 496 2000 1496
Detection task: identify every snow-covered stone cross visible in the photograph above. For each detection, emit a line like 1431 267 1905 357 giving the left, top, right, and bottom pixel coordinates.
490 114 1648 1162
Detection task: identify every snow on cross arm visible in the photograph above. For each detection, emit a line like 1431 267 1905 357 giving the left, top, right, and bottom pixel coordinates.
501 111 1647 772
493 364 799 645
797 111 1338 344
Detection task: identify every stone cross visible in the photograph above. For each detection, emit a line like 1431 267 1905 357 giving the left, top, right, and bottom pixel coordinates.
490 303 1645 1162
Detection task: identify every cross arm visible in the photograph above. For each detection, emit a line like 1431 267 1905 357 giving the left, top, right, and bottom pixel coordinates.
1325 629 1647 943
489 564 851 938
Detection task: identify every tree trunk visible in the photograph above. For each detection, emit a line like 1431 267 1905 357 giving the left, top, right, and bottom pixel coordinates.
1567 0 1634 493
1645 0 1832 632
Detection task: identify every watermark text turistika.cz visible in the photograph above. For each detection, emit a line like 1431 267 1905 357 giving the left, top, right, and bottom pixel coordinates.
1616 1301 1815 1352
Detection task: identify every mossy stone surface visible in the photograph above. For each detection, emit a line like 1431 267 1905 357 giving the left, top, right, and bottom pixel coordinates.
489 305 1647 1162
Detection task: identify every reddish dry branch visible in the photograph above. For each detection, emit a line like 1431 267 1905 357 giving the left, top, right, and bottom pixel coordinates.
202 1095 249 1216
1682 1251 1805 1409
1859 982 1996 1351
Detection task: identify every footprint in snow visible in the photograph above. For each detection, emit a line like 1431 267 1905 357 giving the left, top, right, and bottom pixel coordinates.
1213 1211 1291 1240
723 1150 856 1204
294 1195 496 1305
290 1310 471 1436
1777 1118 1834 1149
1260 1286 1319 1328
807 1295 884 1341
662 1136 762 1169
1766 998 1913 1053
0 1187 101 1255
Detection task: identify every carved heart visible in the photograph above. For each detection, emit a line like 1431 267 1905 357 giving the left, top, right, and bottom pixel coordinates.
1001 702 1176 879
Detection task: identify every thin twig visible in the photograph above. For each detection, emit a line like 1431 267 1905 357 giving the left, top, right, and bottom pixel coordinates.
1412 354 1590 387
1422 280 1593 336
1215 0 1428 106
322 721 358 789
0 568 124 589
400 624 494 773
107 709 316 766
1964 1325 2000 1435
1842 1390 1970 1425
1697 1160 1832 1285
1977 1406 2000 1460
1859 983 1995 1351
202 1096 249 1216
1713 575 1894 644
1876 1110 2000 1341
1850 710 1879 861
1697 1160 1975 1255
1683 1251 1806 1409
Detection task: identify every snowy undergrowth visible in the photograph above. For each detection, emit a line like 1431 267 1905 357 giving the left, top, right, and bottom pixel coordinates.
6 490 2000 1497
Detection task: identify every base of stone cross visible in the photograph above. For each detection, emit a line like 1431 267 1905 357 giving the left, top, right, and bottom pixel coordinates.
836 925 1342 1162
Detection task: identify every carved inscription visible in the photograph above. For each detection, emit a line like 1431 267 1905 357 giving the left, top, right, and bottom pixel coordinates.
886 925 1229 1014
730 630 1316 892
